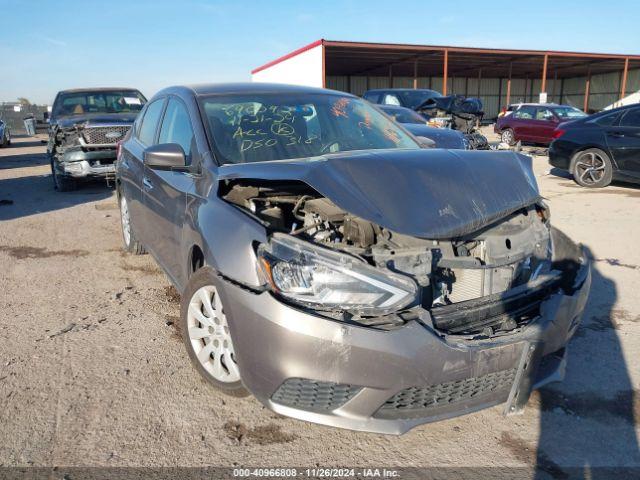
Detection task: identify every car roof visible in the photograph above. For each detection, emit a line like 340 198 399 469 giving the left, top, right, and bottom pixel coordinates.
378 104 413 111
156 82 355 98
366 88 438 93
515 103 564 108
57 87 142 94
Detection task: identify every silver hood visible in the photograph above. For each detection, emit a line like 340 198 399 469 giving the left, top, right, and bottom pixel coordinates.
216 149 541 239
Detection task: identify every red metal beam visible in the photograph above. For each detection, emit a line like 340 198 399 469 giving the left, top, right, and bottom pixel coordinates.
583 66 591 112
323 40 640 61
541 54 549 93
620 57 630 100
443 49 449 95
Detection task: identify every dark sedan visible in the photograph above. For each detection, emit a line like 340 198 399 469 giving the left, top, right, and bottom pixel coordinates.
495 104 587 146
116 83 589 434
549 104 640 188
377 105 468 149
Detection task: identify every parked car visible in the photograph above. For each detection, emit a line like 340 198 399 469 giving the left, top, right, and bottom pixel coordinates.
363 88 442 110
495 103 587 146
116 83 589 435
48 88 147 191
549 103 640 188
378 104 468 149
367 90 489 149
0 119 11 147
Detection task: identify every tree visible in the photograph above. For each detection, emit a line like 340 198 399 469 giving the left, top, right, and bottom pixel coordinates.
17 97 31 106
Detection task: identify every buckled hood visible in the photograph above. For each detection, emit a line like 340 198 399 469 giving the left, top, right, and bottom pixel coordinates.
217 149 541 239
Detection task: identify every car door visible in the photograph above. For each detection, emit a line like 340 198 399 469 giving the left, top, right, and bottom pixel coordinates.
510 106 536 141
607 107 640 178
531 107 560 144
142 96 198 282
121 97 166 246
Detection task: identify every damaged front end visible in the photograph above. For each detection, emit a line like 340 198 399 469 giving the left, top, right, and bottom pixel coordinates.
215 148 589 433
49 120 132 186
222 176 581 338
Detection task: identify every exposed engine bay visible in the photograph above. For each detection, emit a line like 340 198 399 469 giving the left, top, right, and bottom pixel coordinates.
222 179 563 338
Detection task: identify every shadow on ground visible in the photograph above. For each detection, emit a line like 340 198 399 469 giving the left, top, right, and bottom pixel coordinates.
0 147 112 221
533 247 640 478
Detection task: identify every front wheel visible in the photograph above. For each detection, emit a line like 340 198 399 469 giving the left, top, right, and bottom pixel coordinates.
572 148 613 188
51 159 77 191
500 128 516 146
180 267 248 396
119 193 146 254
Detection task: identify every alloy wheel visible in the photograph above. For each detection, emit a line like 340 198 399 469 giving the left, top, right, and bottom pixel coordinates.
575 151 606 185
120 196 132 246
501 129 514 145
187 286 240 383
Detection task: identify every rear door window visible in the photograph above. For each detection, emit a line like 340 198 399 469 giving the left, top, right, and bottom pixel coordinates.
382 94 401 106
619 108 640 127
138 99 166 146
158 98 195 164
514 106 535 119
593 111 620 126
535 107 555 121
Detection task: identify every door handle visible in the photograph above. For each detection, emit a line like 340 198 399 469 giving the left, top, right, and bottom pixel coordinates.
608 131 625 138
143 177 153 190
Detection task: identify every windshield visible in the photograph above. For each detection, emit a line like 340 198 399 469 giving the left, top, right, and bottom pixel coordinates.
380 106 427 124
395 90 442 109
552 106 587 119
202 93 420 164
53 90 147 117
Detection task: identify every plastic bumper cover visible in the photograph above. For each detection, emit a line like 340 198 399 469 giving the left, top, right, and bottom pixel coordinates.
220 256 590 434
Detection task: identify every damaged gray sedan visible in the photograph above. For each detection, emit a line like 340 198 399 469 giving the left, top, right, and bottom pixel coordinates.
116 83 590 434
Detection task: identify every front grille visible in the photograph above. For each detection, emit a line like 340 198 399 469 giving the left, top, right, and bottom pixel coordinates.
82 126 130 145
374 368 517 419
271 378 361 412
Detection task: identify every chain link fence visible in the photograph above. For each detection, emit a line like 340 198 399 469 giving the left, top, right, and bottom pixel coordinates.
0 103 50 135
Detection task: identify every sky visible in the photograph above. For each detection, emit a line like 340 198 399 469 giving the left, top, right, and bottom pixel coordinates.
2 0 639 104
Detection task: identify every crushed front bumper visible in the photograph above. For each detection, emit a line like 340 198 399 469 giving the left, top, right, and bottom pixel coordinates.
220 239 590 435
59 148 116 178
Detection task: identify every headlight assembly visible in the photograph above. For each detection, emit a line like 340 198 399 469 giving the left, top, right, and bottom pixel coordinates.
257 234 417 316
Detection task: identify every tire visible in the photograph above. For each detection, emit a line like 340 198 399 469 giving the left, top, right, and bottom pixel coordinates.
500 128 516 146
118 192 146 255
51 160 78 191
180 267 248 396
572 148 613 188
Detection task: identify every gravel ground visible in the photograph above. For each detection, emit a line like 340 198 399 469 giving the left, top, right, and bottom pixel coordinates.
1 135 639 473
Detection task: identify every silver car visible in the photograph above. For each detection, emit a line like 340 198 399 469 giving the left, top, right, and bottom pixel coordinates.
116 83 590 434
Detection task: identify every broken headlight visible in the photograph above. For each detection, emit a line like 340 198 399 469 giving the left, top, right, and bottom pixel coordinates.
257 233 417 316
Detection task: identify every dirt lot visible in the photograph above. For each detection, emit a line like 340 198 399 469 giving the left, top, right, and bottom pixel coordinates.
1 135 639 473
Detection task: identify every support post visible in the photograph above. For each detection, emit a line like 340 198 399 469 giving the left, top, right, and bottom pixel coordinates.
620 57 629 100
388 64 393 88
442 49 449 95
541 54 549 94
477 68 482 98
505 62 513 106
584 66 591 112
413 60 418 89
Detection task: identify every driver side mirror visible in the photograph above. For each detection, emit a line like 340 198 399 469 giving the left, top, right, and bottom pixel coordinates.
144 143 186 170
416 136 436 149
